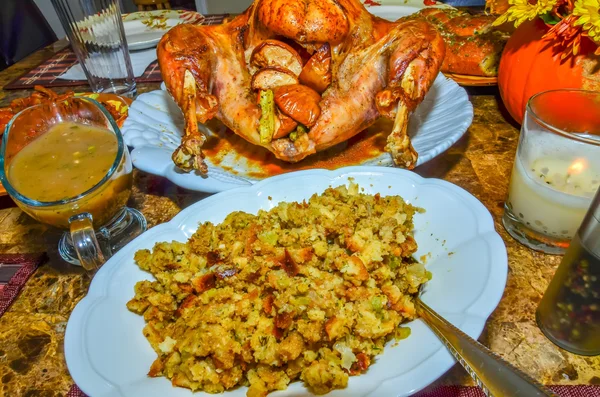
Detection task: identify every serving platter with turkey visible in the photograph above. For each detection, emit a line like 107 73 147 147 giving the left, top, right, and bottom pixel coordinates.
122 0 473 193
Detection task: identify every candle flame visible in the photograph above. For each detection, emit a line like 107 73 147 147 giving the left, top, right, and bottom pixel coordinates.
568 158 588 175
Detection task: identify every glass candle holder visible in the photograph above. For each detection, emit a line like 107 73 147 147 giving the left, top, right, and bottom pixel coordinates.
503 89 600 255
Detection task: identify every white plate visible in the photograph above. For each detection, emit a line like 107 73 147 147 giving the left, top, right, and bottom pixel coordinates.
65 167 507 397
122 74 473 193
362 0 454 20
122 10 204 51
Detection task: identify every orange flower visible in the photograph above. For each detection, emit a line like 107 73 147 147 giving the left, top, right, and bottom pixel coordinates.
543 15 585 58
495 0 600 57
493 0 557 27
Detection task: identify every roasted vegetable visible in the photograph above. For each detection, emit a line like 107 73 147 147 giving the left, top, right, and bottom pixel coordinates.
299 43 332 93
273 111 298 139
251 39 304 76
258 89 276 143
273 84 321 128
289 124 308 141
251 67 299 91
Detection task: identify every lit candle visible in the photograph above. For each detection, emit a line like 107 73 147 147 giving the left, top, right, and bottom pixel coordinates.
503 89 600 254
507 156 600 239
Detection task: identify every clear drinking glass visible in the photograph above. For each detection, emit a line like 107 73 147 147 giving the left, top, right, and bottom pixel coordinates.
51 0 137 97
502 89 600 254
0 97 146 271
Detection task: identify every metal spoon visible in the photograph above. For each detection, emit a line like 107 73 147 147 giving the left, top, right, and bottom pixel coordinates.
415 288 557 397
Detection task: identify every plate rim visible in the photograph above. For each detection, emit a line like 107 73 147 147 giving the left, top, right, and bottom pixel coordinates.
443 72 498 87
65 166 508 397
122 10 204 50
122 9 203 22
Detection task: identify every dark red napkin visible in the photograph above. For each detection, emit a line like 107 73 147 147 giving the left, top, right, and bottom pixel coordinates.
67 383 600 396
0 253 47 317
417 385 600 396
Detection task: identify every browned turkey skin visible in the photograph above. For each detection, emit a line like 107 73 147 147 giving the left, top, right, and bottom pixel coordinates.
158 0 445 173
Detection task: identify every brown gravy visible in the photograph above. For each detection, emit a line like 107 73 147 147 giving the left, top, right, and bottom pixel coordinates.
9 122 118 202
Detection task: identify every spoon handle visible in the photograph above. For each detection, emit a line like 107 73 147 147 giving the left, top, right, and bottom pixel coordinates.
416 299 557 397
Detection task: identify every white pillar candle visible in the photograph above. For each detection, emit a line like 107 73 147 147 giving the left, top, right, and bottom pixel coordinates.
507 156 600 239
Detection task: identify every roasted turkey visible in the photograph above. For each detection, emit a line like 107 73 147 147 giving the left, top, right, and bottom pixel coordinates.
158 0 445 173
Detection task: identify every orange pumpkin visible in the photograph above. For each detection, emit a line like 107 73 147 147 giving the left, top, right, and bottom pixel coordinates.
498 19 600 124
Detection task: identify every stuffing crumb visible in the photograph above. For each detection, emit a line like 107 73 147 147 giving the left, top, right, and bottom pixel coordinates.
127 183 430 396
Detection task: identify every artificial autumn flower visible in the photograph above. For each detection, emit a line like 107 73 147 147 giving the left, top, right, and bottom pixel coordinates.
572 0 600 45
544 15 584 58
492 0 557 27
494 0 600 56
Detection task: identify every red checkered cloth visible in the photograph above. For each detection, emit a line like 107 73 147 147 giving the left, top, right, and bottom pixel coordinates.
417 385 600 396
0 253 47 317
3 14 228 90
67 384 600 396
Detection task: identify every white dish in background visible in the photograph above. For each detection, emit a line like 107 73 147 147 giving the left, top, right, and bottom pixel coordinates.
122 10 204 51
368 5 423 19
122 74 473 193
362 1 453 20
64 167 507 397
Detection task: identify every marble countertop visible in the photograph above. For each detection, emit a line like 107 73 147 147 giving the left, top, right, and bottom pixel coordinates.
0 41 598 397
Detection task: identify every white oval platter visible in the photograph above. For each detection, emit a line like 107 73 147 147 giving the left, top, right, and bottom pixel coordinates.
65 167 507 397
122 74 473 193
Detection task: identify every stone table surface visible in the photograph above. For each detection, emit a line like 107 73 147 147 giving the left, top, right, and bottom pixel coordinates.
0 42 599 397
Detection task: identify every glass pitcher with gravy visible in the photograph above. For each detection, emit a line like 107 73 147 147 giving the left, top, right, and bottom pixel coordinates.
0 97 146 271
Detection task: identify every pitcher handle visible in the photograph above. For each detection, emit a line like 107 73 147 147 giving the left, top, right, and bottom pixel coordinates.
69 213 105 272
